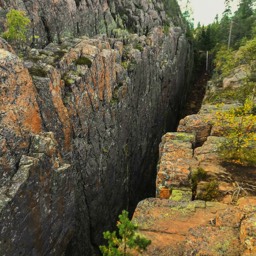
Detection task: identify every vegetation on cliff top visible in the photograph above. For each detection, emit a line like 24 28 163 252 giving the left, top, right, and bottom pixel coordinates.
2 9 30 48
212 99 256 166
183 0 256 167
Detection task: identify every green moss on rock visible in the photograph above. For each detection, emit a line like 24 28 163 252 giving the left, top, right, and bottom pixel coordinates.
134 43 144 52
65 78 75 86
166 132 195 143
28 67 48 77
74 56 92 67
171 189 192 202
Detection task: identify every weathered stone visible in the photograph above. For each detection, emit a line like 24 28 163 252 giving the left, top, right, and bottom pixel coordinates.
0 7 193 254
223 65 249 89
0 155 36 212
240 213 256 255
156 100 256 206
132 197 256 256
145 48 256 255
156 132 197 198
194 136 222 162
1 0 183 48
177 114 212 145
237 197 256 213
196 180 220 201
0 133 74 256
0 38 14 53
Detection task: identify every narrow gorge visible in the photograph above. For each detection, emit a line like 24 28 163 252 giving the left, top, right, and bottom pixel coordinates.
0 0 194 255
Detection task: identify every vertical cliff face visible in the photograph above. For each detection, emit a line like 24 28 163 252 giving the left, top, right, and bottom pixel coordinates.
0 1 193 255
1 0 184 47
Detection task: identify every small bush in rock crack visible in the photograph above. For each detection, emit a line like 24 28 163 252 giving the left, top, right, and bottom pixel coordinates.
100 210 151 256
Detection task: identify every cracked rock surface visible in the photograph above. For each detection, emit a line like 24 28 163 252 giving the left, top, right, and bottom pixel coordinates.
0 0 184 48
133 197 256 256
145 76 256 255
0 3 192 253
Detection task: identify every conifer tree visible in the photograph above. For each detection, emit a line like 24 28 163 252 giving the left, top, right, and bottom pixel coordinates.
100 210 151 256
2 9 30 48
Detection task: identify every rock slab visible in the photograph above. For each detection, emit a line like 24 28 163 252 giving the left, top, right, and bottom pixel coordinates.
133 197 256 256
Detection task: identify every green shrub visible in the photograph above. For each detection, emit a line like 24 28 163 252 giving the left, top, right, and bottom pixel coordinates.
213 38 256 104
214 46 235 78
28 66 48 77
197 180 220 201
205 81 256 104
214 98 256 166
163 23 170 35
134 42 143 52
191 167 208 199
100 210 151 256
2 9 30 45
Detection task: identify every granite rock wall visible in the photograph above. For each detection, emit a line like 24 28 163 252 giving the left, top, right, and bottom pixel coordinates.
0 0 192 255
0 0 184 47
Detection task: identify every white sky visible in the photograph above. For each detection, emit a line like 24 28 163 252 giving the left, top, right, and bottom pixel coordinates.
178 0 240 25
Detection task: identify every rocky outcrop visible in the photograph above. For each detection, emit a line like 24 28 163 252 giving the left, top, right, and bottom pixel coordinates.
223 65 249 89
0 3 193 252
133 197 256 255
156 102 256 203
134 66 256 255
0 46 74 255
156 132 196 199
0 132 74 255
0 0 184 47
133 107 256 255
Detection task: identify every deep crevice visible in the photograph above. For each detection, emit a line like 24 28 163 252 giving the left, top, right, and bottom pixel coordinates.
40 16 53 45
74 0 82 8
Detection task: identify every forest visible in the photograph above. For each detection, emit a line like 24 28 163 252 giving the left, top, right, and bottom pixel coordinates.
190 0 255 78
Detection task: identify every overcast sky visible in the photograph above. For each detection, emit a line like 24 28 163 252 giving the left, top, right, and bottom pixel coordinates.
178 0 240 25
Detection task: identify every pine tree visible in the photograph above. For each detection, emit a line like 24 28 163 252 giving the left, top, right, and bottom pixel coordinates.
2 9 30 48
230 0 255 48
223 0 233 17
100 210 151 256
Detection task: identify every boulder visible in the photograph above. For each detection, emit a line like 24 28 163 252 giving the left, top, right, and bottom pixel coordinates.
223 65 249 89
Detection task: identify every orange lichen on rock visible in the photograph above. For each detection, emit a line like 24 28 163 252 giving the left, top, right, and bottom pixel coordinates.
101 49 116 102
49 69 72 150
159 187 171 199
23 107 42 134
132 198 256 255
0 38 15 53
0 49 42 135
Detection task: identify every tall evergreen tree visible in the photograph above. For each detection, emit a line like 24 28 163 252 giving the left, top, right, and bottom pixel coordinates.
230 0 255 48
